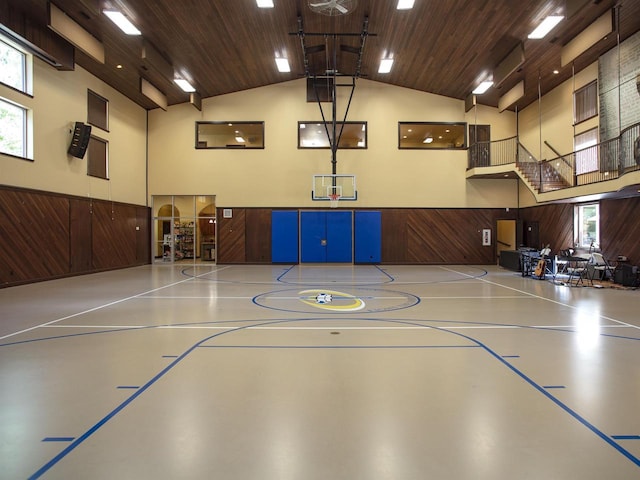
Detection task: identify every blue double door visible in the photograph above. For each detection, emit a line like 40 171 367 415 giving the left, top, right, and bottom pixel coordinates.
271 210 381 263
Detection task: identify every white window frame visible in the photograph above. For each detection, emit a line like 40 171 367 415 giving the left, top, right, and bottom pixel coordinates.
0 33 33 160
0 37 33 95
574 203 599 249
0 97 29 158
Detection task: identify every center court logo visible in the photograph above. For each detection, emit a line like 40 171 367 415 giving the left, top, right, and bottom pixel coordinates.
299 289 365 312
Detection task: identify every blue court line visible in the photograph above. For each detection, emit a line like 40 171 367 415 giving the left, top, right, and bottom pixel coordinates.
252 287 421 314
42 437 74 442
4 315 639 350
613 435 640 440
275 264 298 283
426 322 640 468
28 317 640 478
373 265 395 282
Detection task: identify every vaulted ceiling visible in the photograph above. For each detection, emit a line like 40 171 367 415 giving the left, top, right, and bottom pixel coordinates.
3 0 639 111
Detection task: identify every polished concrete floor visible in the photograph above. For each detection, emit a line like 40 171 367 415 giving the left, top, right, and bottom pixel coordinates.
1 264 639 479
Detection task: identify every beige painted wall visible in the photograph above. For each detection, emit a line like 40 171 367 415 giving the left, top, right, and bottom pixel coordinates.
0 59 148 205
518 62 599 161
148 78 518 208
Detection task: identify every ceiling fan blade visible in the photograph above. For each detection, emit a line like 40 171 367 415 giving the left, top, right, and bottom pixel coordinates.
310 1 333 7
335 3 348 13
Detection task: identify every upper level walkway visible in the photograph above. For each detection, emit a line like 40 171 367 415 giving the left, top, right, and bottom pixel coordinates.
466 122 640 202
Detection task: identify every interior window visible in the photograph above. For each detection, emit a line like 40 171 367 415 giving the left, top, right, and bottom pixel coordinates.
574 81 597 125
196 122 264 149
87 136 109 179
298 121 367 149
399 122 466 149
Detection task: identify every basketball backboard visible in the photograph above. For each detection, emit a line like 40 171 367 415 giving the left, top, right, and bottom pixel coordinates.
312 174 357 201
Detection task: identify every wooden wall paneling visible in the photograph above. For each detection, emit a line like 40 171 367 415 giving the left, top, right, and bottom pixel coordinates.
216 208 246 264
136 206 151 265
381 209 409 263
0 188 70 285
600 197 640 264
245 209 272 263
406 209 497 264
69 198 92 273
519 204 574 252
91 201 137 270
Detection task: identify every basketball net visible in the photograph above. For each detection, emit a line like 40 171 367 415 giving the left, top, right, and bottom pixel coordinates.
328 193 341 208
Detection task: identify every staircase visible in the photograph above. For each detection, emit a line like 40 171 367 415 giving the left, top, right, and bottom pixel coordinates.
516 160 571 193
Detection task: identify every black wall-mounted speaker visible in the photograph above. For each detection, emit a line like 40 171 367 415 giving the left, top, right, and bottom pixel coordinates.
68 122 92 159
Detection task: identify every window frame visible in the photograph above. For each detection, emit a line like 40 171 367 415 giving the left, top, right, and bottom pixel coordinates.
573 80 597 125
298 121 367 149
0 36 33 96
195 121 265 149
0 97 31 160
574 202 599 249
398 122 467 150
87 89 109 132
574 127 599 175
87 135 109 180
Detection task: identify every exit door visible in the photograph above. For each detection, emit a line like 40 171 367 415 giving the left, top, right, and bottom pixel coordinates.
300 211 352 262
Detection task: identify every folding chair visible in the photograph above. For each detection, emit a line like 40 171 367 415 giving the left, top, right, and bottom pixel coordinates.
588 252 614 282
566 254 590 286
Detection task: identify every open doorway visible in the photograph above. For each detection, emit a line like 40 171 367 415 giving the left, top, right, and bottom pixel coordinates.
496 219 517 263
152 195 216 264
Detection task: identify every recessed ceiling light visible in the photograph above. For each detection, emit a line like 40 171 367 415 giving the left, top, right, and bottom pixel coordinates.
116 64 123 69
472 80 493 94
103 10 141 35
528 15 564 39
256 0 274 7
235 136 245 143
397 0 415 9
174 78 195 92
423 137 433 144
275 57 290 72
378 58 394 73
553 69 559 74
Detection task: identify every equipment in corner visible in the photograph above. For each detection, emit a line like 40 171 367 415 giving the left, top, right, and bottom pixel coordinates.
68 122 92 158
308 0 357 16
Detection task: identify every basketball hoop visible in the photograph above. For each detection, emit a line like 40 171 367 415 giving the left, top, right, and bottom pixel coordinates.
328 193 341 208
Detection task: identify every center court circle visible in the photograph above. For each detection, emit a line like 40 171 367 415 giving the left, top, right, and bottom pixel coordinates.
253 287 419 314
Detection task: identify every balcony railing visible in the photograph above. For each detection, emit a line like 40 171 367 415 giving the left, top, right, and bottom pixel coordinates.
467 121 640 193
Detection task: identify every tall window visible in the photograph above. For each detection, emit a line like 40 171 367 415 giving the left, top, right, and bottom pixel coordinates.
574 128 598 174
87 136 109 179
0 35 32 159
0 98 27 157
575 203 599 248
0 39 27 92
87 90 109 131
573 81 597 125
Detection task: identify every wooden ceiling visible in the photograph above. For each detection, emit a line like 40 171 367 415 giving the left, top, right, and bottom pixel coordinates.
3 0 640 111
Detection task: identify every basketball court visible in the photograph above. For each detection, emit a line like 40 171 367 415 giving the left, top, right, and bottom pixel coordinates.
1 264 639 479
